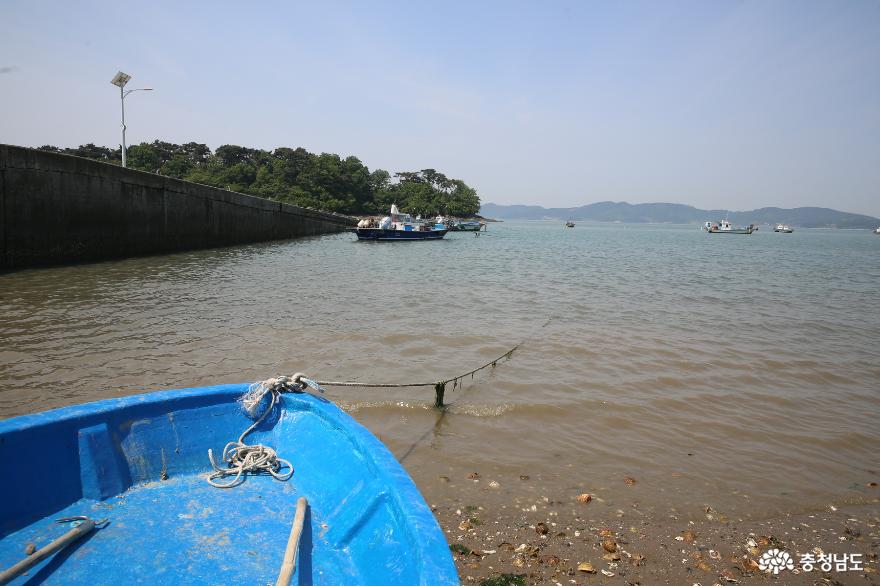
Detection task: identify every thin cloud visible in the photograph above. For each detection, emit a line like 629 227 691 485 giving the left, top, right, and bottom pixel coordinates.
0 66 19 74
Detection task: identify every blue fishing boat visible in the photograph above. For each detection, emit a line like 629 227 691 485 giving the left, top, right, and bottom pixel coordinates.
0 379 457 585
353 227 447 241
353 205 448 241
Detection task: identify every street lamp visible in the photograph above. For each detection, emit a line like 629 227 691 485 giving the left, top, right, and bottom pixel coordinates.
110 71 153 168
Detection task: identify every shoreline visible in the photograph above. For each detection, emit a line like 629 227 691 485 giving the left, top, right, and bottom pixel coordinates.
428 475 880 584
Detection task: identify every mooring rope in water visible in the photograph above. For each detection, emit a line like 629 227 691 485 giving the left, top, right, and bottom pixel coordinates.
207 321 553 486
206 374 324 488
314 341 522 408
313 318 556 406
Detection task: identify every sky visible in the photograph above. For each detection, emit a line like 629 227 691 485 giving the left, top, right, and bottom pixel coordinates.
2 1 879 216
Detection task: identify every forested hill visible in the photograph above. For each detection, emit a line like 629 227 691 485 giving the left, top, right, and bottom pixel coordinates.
480 202 879 229
36 142 480 216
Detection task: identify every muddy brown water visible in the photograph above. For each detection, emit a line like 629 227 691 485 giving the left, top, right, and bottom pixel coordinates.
2 222 878 522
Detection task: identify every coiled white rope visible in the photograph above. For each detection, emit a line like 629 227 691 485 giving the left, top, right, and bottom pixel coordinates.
206 373 324 488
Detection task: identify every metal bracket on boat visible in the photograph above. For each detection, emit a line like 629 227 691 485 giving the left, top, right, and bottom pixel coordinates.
264 373 325 395
289 373 325 394
56 515 109 528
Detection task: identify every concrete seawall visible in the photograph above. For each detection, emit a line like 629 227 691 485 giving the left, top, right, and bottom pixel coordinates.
0 144 356 270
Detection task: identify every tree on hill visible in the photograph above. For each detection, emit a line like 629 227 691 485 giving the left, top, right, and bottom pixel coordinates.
36 142 480 217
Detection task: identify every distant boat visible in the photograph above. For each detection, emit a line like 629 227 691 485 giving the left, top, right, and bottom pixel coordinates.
774 224 794 233
704 219 756 235
353 205 448 240
450 220 485 232
875 227 880 235
564 219 575 228
0 382 458 584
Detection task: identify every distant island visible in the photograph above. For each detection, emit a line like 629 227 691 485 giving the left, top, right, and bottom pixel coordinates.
480 201 880 229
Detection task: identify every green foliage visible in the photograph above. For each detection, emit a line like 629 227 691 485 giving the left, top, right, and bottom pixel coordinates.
380 169 480 216
38 142 480 216
64 143 120 163
449 543 471 555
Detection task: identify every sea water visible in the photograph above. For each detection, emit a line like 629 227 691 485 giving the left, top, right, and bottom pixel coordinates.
1 221 878 518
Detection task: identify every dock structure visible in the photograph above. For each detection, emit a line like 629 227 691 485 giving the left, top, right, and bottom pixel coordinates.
0 144 356 270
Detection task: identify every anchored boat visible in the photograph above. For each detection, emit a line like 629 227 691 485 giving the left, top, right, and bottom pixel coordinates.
704 219 756 235
774 224 793 233
353 205 448 240
0 380 457 585
450 220 485 232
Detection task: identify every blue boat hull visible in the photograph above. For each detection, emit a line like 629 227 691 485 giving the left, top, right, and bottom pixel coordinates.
0 384 457 585
352 228 447 240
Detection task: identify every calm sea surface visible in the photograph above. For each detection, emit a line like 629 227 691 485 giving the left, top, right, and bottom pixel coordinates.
2 222 878 519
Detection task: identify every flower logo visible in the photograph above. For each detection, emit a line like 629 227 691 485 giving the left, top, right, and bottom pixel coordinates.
758 548 794 574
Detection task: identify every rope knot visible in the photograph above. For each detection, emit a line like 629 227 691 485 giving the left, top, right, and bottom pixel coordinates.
206 372 322 488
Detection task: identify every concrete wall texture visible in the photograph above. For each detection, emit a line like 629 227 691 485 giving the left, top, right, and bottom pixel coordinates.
0 144 356 270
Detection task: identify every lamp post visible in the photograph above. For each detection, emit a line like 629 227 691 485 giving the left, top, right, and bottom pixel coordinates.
110 71 153 168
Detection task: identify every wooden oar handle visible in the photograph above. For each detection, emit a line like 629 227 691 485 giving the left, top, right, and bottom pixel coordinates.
275 497 309 586
0 519 96 585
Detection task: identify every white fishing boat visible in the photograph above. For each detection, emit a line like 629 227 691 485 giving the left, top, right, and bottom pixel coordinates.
704 219 756 235
774 224 793 233
449 219 485 232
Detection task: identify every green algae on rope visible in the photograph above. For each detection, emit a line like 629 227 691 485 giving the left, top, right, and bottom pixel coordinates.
434 381 446 409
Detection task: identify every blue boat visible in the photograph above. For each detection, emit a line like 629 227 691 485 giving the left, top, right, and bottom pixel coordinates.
0 381 457 585
352 227 448 241
353 205 448 241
